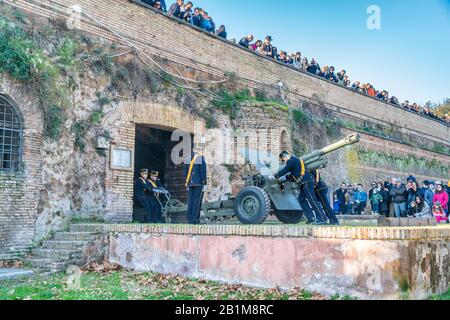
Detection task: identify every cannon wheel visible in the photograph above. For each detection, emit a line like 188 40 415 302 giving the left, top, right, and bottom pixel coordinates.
234 187 271 224
274 210 304 224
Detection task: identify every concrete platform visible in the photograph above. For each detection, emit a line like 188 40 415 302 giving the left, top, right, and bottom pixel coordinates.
72 223 450 300
0 269 34 280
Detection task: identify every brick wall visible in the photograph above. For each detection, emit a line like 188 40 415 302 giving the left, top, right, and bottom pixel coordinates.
0 75 43 259
3 0 448 146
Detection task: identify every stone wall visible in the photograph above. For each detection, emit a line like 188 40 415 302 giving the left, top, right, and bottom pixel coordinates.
0 75 43 260
0 0 449 259
3 0 448 145
71 223 450 300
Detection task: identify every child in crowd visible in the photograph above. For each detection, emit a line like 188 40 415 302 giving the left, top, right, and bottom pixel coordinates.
432 202 448 224
370 188 382 215
333 193 340 215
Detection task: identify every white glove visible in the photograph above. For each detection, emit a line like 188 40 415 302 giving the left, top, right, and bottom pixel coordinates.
268 175 275 180
203 185 208 192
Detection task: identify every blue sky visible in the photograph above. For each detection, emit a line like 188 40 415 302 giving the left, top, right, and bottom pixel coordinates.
191 0 450 105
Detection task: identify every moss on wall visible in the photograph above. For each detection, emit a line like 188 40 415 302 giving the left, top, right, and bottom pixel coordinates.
356 148 449 178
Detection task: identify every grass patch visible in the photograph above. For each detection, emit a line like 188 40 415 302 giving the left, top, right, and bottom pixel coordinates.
430 289 450 300
0 270 328 301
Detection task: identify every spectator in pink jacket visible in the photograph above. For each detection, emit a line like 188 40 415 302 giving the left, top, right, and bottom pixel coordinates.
433 182 449 215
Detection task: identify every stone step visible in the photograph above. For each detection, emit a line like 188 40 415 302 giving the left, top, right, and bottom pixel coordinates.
70 224 105 233
31 248 81 260
53 232 103 241
24 258 77 272
41 240 91 250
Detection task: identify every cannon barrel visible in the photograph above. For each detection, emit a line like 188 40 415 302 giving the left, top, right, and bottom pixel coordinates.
300 133 360 170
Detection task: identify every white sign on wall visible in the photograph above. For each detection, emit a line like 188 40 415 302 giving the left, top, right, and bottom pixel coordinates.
110 147 133 171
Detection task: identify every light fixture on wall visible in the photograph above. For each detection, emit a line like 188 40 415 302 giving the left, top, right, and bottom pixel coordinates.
276 81 284 89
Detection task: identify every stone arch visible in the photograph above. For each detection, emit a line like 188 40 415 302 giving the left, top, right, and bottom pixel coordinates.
101 100 206 222
102 100 203 133
280 129 289 152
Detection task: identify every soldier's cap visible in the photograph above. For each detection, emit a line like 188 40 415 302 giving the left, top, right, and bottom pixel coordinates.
279 150 290 159
140 168 148 174
150 170 159 177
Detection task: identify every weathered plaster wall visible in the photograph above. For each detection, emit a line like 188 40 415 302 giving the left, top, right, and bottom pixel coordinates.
75 223 450 300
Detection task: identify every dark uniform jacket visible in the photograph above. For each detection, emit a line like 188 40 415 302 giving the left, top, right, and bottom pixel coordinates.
275 156 304 180
184 155 207 187
148 179 164 194
135 177 152 198
311 170 328 191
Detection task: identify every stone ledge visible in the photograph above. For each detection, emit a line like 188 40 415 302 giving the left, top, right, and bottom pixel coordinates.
71 223 450 241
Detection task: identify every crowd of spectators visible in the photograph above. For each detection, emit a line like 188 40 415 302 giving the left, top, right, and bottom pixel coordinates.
333 176 450 224
140 0 450 125
141 0 227 38
238 34 449 124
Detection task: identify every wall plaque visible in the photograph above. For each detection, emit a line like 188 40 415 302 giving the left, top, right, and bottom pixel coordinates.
110 147 133 171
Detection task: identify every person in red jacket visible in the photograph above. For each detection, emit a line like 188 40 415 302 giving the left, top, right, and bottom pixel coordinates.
432 202 448 224
433 182 449 215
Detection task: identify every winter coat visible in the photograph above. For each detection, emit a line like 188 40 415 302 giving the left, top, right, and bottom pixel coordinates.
336 189 347 206
389 184 408 203
370 193 383 205
380 189 390 212
191 14 203 27
407 188 418 208
433 190 449 209
353 191 368 204
201 18 215 32
424 189 434 206
306 64 320 75
411 201 432 218
168 3 182 18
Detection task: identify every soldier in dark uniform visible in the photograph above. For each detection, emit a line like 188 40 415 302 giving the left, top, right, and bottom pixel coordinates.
148 170 165 223
134 169 155 223
274 151 328 225
184 152 207 225
312 169 340 225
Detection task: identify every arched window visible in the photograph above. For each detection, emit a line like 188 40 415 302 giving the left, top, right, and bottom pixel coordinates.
280 130 289 152
0 95 22 172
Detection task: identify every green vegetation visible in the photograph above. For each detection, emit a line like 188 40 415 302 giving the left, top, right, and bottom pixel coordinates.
431 289 450 300
342 120 450 156
425 98 450 118
356 148 449 178
72 120 89 152
214 89 288 121
292 109 309 127
0 270 324 301
0 16 75 138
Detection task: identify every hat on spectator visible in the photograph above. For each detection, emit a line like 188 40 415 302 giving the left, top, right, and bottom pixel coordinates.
435 181 443 186
407 175 417 183
429 181 435 186
265 35 272 41
448 180 450 188
140 168 148 174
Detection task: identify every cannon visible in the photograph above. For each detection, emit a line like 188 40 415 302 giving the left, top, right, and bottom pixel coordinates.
234 133 361 224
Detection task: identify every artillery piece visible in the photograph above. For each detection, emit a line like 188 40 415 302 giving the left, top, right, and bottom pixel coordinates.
234 133 361 224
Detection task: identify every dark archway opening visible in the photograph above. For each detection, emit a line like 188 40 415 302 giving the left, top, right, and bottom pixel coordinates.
133 124 192 221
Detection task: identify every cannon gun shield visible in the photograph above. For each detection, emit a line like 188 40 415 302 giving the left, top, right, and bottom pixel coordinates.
233 133 361 225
